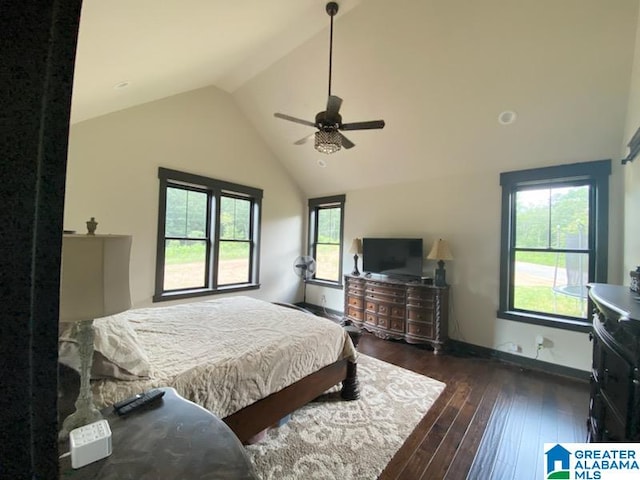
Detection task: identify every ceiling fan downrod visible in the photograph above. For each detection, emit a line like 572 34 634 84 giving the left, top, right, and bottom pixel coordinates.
326 2 338 98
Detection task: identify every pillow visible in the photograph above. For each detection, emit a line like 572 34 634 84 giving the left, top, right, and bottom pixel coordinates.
59 316 151 380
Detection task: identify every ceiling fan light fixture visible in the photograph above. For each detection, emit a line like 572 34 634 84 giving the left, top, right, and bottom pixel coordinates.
314 130 342 154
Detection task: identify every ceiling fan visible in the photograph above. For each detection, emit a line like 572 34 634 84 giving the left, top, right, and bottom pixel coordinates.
274 1 385 154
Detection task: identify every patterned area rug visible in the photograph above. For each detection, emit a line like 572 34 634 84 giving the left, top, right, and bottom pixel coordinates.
245 354 446 480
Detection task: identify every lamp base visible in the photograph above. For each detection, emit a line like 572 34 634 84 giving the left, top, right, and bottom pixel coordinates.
351 254 360 276
434 260 447 287
58 319 102 440
59 404 103 440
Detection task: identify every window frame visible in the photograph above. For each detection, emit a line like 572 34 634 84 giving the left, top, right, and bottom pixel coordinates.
497 160 611 332
154 167 262 302
307 194 346 289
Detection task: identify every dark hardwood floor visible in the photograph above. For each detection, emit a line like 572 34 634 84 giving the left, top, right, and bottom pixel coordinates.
356 332 589 480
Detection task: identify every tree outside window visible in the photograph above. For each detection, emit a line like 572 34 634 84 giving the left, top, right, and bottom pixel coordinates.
154 168 262 302
218 196 252 285
512 185 589 319
308 195 345 286
498 160 610 331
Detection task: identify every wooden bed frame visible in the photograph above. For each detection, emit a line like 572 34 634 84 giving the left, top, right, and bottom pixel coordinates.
58 301 360 445
58 358 359 445
223 357 359 443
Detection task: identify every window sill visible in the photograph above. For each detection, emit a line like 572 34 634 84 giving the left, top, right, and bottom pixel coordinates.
153 284 260 303
497 309 591 333
306 279 344 290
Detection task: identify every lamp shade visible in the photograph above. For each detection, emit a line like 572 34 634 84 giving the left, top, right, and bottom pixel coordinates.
59 234 132 323
349 238 363 254
427 239 453 261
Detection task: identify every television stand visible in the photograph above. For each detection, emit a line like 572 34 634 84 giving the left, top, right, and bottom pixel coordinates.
343 274 449 353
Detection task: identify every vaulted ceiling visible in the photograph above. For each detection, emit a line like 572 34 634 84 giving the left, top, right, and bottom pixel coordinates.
71 0 362 122
72 0 639 197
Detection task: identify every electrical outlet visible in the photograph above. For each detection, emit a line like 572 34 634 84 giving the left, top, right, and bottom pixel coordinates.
508 343 521 353
321 294 326 305
535 335 544 348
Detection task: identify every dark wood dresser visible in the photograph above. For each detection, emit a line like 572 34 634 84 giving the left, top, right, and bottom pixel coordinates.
587 283 640 442
344 274 449 353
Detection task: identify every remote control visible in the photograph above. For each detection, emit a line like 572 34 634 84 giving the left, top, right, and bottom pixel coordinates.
115 388 165 416
112 393 142 412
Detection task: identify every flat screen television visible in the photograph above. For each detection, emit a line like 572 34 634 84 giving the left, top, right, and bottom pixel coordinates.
362 238 423 278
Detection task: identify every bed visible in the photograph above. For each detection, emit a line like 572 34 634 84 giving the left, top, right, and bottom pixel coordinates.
58 296 359 443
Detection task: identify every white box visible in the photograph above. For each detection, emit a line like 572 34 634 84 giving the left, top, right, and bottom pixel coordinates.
69 419 112 469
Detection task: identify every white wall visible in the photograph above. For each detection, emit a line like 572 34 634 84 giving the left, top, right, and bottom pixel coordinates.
306 167 623 372
65 85 305 307
624 6 640 279
258 0 637 373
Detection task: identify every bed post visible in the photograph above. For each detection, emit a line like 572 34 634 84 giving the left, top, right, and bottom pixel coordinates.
341 360 360 400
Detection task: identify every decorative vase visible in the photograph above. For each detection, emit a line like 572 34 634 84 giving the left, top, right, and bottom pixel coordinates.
86 217 98 235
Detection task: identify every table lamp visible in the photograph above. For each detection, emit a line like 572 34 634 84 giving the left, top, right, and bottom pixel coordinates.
349 238 363 276
427 239 453 287
58 232 132 439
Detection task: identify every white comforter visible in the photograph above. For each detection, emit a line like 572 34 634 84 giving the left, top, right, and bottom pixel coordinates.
91 296 357 418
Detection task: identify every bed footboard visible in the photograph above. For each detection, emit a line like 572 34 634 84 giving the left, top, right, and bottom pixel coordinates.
223 357 359 443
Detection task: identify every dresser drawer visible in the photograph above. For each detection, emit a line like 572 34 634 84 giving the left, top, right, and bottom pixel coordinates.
377 316 390 329
601 403 626 442
347 296 363 308
407 307 434 322
406 287 435 301
407 298 434 309
366 284 404 299
347 307 363 320
406 320 433 339
390 318 404 332
347 286 364 296
346 277 365 288
600 341 632 422
365 312 377 326
377 303 390 316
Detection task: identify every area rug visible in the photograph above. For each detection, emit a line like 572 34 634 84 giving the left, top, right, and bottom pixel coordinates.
245 354 446 480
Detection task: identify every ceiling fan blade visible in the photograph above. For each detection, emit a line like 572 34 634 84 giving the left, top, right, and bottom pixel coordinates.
326 95 343 118
341 120 386 131
274 113 316 128
339 133 355 149
294 132 315 145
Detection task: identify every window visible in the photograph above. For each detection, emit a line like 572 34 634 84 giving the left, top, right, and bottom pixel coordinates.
498 160 610 331
308 195 345 286
154 168 262 301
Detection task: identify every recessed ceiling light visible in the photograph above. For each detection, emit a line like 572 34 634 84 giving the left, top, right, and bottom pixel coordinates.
317 159 327 168
113 81 130 90
498 111 517 125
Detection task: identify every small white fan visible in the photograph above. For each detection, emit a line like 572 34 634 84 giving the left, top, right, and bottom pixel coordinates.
293 256 317 304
